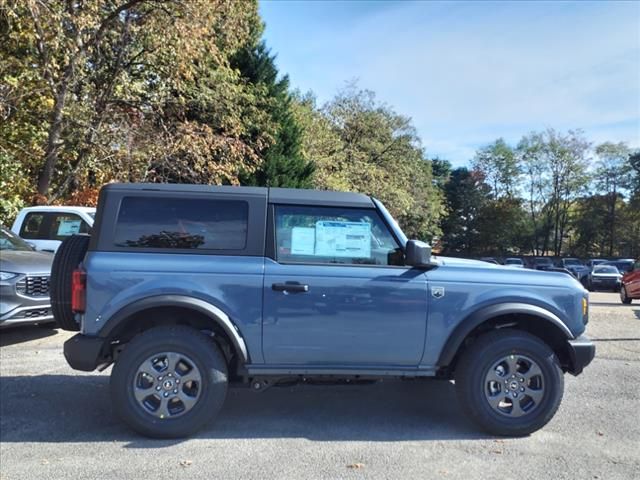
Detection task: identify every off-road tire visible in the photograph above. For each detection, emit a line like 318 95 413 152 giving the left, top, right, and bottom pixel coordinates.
50 234 90 331
455 329 564 436
110 325 228 438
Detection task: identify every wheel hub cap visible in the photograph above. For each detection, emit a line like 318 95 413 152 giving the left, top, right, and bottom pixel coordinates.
162 379 174 390
133 352 202 419
484 354 545 418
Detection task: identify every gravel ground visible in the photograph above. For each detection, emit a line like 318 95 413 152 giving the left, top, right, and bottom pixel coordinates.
1 292 639 480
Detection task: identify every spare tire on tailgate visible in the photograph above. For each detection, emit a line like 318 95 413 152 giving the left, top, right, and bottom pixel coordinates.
50 234 90 331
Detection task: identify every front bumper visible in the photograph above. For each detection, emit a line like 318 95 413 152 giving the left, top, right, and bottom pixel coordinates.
0 305 54 328
64 334 110 371
1 276 53 328
590 278 621 290
566 335 595 376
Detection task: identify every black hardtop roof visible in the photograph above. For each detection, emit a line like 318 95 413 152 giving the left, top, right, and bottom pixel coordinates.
101 183 374 208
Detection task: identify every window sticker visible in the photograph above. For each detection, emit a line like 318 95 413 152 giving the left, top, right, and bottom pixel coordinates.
314 221 371 258
57 219 82 236
291 227 316 255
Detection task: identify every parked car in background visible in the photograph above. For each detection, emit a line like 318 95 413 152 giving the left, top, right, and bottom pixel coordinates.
504 257 525 268
556 258 590 283
586 259 607 270
530 257 554 270
588 265 622 292
0 227 55 328
12 206 95 253
479 257 499 264
620 259 640 304
604 259 635 275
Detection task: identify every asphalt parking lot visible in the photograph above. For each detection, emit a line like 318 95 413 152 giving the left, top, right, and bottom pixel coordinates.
1 291 639 480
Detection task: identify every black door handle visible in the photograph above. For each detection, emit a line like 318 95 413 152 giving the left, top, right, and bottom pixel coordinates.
272 282 309 293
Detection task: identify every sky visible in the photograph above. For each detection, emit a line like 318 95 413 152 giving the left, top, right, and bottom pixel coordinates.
260 0 640 166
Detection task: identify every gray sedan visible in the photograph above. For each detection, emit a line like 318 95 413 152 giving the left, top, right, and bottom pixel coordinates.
0 227 55 328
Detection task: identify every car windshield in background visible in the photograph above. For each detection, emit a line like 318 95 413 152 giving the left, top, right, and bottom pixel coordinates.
606 261 634 273
564 259 582 266
0 228 32 251
535 258 553 265
505 259 522 264
594 266 619 274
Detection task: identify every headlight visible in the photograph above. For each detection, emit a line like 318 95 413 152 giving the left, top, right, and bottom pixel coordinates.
0 271 19 281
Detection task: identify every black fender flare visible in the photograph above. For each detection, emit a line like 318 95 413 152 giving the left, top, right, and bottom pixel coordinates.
436 302 574 367
99 295 249 364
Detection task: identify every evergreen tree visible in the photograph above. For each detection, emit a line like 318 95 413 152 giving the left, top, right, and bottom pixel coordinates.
440 168 491 254
232 41 314 188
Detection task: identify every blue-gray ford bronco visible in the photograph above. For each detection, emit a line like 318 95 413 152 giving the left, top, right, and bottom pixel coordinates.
52 183 595 438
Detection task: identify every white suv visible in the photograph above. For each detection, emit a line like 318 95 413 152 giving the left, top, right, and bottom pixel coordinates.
12 206 95 253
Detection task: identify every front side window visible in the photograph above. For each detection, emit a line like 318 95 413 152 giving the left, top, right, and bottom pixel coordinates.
114 196 248 250
274 205 403 266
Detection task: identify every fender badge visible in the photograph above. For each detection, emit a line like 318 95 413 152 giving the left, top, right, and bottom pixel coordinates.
431 287 445 299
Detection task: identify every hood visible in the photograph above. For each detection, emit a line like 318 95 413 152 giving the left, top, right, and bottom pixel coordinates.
0 250 54 275
434 256 585 290
434 256 496 267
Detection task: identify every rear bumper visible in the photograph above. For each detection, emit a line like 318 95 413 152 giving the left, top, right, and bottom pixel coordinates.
64 334 109 371
566 335 595 376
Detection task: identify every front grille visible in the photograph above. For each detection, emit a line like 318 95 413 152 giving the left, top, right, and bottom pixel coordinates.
12 308 51 320
16 276 50 297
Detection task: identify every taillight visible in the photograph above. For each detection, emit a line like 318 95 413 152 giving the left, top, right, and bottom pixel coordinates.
71 269 87 313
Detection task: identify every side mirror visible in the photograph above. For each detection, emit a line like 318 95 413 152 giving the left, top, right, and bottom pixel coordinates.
405 240 433 267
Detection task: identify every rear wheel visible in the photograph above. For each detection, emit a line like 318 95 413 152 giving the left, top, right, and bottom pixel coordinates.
50 234 90 331
455 329 564 436
621 286 632 304
110 325 228 438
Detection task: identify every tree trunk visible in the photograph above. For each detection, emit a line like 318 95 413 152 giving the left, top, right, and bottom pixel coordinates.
608 188 616 257
37 63 74 198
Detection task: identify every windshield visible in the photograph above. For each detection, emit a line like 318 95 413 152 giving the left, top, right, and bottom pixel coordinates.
535 258 553 265
609 261 633 272
564 259 581 266
594 266 619 274
505 259 522 264
373 198 408 246
0 228 33 251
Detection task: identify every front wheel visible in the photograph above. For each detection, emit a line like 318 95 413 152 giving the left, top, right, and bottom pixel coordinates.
110 325 228 438
620 286 632 304
455 330 564 436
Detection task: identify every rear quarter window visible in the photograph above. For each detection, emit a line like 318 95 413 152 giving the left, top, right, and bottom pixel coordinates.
19 213 45 239
113 196 248 250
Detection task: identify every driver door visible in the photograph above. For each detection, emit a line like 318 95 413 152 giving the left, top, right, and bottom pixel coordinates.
262 204 429 366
